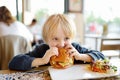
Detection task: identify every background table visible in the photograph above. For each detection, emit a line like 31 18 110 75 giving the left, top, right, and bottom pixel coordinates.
85 34 120 51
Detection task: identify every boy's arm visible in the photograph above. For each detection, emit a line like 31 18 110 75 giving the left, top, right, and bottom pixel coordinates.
72 43 105 61
9 44 49 71
8 54 34 71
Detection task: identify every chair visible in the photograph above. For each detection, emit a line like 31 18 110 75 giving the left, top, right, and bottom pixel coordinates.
0 35 32 70
100 38 120 59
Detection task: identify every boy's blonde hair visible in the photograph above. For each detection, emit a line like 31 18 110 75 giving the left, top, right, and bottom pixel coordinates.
42 14 76 43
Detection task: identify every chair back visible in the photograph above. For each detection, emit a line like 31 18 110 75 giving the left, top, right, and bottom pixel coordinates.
0 35 32 70
100 38 120 51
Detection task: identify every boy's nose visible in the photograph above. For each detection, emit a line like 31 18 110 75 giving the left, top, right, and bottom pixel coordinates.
57 41 65 48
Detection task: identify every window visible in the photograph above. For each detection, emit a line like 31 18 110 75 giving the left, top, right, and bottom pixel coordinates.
23 0 64 25
0 0 20 17
84 0 120 34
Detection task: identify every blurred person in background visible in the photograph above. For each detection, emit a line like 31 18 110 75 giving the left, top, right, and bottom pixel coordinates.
0 6 33 43
27 18 44 46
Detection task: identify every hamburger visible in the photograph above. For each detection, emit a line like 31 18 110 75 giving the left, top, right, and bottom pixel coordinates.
50 48 74 69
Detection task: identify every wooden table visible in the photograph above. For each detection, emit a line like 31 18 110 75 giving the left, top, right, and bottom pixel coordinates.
0 66 48 74
0 59 120 80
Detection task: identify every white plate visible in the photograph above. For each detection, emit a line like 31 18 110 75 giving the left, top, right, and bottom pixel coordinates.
48 64 120 80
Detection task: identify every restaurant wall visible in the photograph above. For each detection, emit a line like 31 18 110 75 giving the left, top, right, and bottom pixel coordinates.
67 13 84 44
75 13 84 44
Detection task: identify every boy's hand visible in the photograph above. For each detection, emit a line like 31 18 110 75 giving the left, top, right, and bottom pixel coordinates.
65 44 80 60
43 47 59 64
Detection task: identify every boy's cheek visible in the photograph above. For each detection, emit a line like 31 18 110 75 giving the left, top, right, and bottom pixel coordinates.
48 42 57 47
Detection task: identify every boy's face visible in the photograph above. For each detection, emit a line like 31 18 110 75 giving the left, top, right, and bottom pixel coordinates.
47 25 72 48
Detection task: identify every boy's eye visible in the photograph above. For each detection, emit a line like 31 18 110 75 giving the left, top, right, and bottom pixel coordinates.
52 37 58 41
65 37 70 41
